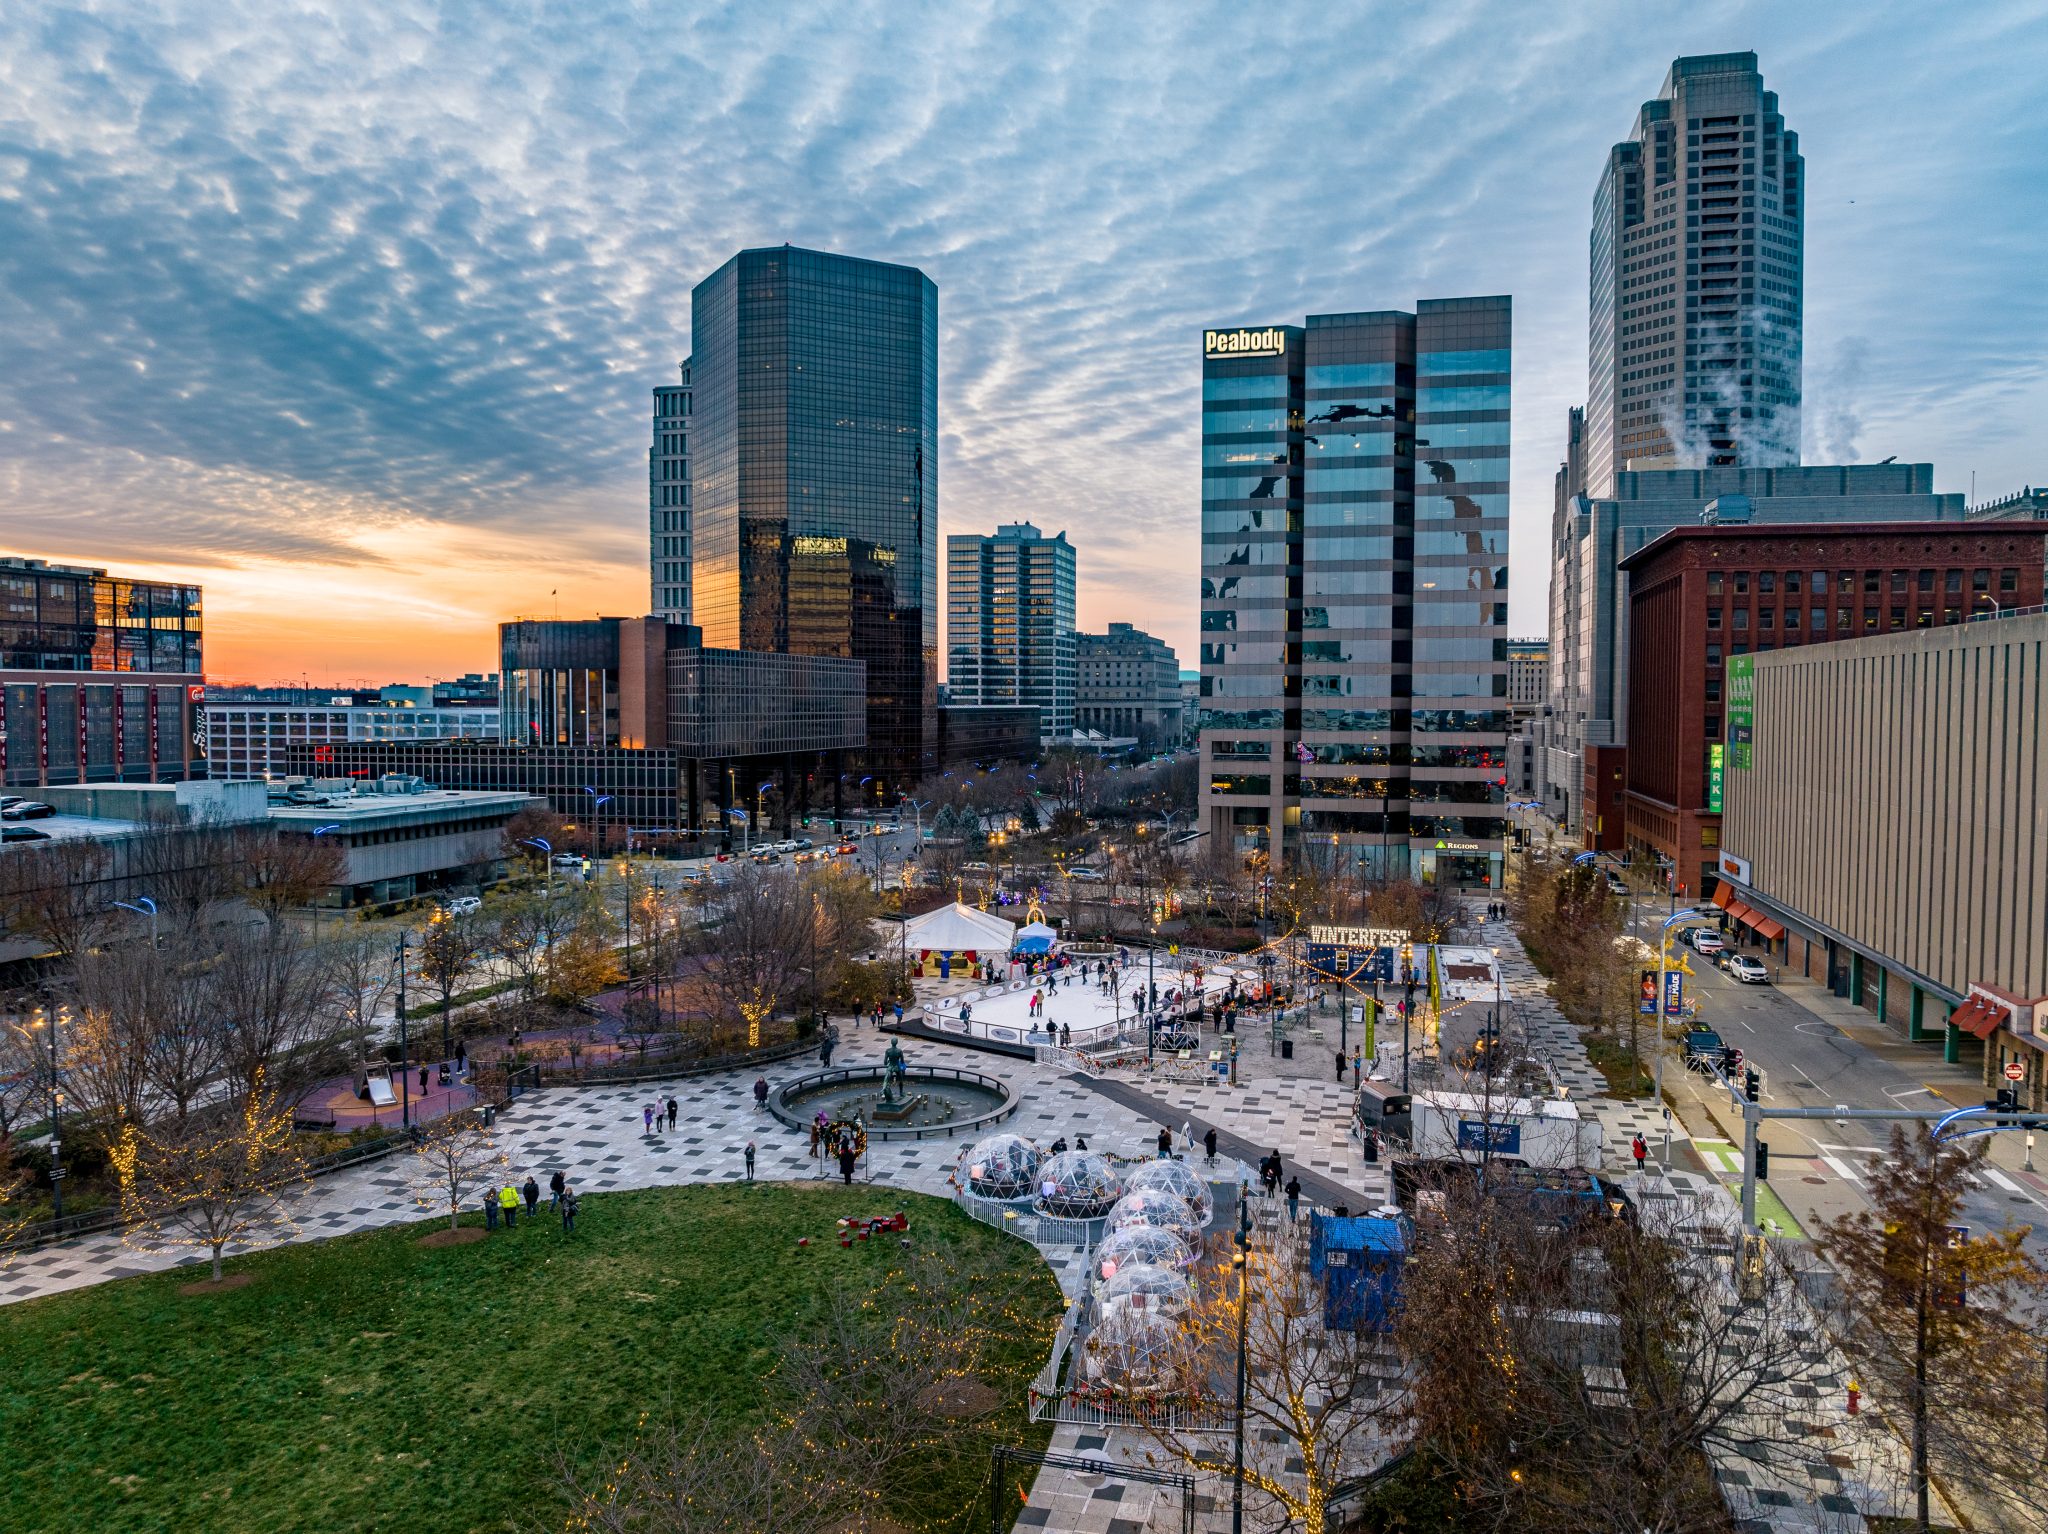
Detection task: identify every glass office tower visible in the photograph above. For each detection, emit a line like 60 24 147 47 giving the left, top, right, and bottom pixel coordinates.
684 246 939 781
1198 302 1510 889
947 522 1077 736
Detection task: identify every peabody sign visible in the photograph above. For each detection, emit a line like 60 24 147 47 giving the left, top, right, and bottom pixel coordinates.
1205 326 1287 358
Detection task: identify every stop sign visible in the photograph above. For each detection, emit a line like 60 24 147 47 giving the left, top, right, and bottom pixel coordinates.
2005 1061 2026 1082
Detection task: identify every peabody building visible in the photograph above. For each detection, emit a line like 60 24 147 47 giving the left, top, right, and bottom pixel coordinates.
1197 298 1511 888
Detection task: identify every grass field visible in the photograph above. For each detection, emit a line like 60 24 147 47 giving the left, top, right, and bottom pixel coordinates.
0 1183 1062 1533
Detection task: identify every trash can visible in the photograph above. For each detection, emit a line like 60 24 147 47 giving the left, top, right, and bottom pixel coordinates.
481 1104 496 1128
1280 1039 1294 1060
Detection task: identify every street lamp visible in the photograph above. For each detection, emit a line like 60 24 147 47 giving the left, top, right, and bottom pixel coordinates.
112 896 158 950
522 836 554 896
583 787 612 878
1652 908 1704 1165
14 1007 64 1221
394 932 412 1130
1400 941 1417 1093
1231 1190 1253 1534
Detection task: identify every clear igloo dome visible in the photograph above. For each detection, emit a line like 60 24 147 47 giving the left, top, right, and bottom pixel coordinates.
1032 1150 1124 1220
1125 1157 1215 1226
956 1133 1041 1201
1093 1225 1197 1287
1083 1303 1191 1391
1105 1188 1202 1249
1097 1261 1193 1317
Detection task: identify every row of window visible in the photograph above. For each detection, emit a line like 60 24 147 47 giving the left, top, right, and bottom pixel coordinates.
1707 567 2019 596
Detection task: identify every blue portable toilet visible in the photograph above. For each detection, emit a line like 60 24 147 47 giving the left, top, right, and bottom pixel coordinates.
1307 1214 1407 1334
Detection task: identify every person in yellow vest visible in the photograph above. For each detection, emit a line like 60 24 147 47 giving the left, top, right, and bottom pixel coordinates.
499 1182 520 1229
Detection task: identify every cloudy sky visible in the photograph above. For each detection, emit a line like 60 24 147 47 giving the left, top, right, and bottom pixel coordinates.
3 1 2043 685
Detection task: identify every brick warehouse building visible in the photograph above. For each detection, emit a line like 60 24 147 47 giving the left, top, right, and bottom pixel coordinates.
1619 522 2048 898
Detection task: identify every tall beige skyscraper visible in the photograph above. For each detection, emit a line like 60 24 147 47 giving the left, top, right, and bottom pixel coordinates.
1584 52 1804 499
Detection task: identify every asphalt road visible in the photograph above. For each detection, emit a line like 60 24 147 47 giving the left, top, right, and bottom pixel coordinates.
1640 923 2048 1252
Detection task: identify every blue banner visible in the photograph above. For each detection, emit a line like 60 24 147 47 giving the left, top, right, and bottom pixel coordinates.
1456 1120 1521 1155
1302 944 1396 984
1663 969 1684 1016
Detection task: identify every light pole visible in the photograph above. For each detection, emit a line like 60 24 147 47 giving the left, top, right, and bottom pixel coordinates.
16 1007 64 1221
582 787 612 881
1400 941 1416 1093
111 895 157 950
1653 907 1703 1167
394 932 412 1130
1231 1189 1252 1534
522 836 554 896
309 825 340 937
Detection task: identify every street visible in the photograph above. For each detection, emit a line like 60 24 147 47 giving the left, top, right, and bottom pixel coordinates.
1639 917 2048 1253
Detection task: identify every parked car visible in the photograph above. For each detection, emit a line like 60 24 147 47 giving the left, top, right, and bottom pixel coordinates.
834 842 857 855
1726 954 1770 985
1688 927 1726 956
442 894 483 916
1 802 55 820
1069 867 1106 882
0 825 52 842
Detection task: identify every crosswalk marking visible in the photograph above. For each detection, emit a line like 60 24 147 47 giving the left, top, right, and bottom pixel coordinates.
1819 1154 1863 1182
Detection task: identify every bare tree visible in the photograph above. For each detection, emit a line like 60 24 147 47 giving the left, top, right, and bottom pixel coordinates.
416 909 486 1052
325 931 398 1089
1400 1176 1853 1533
68 937 220 1128
1134 1236 1405 1534
109 1068 307 1283
210 919 336 1107
1816 1125 2048 1534
237 826 346 925
687 867 826 1046
556 1409 828 1534
406 1111 507 1230
0 835 119 960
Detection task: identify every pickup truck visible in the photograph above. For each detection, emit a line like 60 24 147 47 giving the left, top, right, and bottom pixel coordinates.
1681 1028 1725 1076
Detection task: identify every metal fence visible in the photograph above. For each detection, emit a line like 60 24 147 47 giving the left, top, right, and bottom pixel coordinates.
529 1036 813 1090
952 1187 1106 1248
293 1083 479 1132
1024 1291 1237 1434
773 1065 1019 1142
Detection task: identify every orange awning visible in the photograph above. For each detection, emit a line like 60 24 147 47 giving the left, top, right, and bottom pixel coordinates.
1712 883 1736 910
1753 917 1786 942
1951 996 2005 1040
1726 900 1758 925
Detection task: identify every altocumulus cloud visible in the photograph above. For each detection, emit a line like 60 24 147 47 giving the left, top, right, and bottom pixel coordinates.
0 0 2043 677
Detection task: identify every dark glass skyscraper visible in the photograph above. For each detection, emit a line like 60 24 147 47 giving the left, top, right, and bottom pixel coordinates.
1198 301 1511 888
676 246 939 781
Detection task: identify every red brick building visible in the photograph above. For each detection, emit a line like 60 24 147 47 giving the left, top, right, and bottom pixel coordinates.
1619 522 2048 897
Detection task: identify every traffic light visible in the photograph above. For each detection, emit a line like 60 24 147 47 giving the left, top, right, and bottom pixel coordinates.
1745 1066 1761 1103
1754 1139 1770 1182
1721 1045 1744 1076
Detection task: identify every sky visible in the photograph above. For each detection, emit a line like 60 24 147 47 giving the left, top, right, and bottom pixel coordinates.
2 1 2044 686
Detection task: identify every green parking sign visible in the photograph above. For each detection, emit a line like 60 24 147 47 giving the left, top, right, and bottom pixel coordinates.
1708 743 1725 812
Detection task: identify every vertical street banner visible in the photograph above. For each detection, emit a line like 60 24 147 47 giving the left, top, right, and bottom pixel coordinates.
1727 654 1755 770
1708 742 1725 812
1639 969 1659 1014
1662 969 1685 1016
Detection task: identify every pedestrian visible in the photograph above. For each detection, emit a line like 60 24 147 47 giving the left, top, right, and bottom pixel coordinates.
483 1187 499 1230
1203 1127 1218 1164
893 1002 904 1026
456 1039 468 1072
500 1183 520 1228
838 1145 857 1184
666 1096 679 1131
753 1076 770 1112
1285 1175 1302 1223
560 1186 579 1233
1074 1133 1088 1150
549 1168 565 1212
744 1139 756 1181
419 1063 429 1095
643 1104 655 1134
1182 1120 1194 1154
1632 1133 1647 1171
522 1175 539 1217
1156 1126 1172 1159
872 1004 882 1029
1351 1047 1363 1083
1049 1135 1068 1155
1335 1048 1347 1083
819 1034 834 1067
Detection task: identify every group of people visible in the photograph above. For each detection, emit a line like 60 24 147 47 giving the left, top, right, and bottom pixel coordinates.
808 1111 866 1184
481 1169 580 1233
1484 899 1508 921
1253 1151 1307 1221
642 1097 680 1134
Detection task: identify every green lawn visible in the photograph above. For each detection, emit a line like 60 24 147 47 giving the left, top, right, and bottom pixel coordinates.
0 1184 1061 1533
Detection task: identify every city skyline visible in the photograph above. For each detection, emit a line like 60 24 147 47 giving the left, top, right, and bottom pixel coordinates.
2 3 2043 684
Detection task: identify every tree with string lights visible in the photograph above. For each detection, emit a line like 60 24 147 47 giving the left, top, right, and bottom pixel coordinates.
108 1068 307 1285
407 1111 508 1233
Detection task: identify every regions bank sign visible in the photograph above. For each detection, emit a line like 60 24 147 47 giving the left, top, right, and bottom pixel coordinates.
1205 327 1286 359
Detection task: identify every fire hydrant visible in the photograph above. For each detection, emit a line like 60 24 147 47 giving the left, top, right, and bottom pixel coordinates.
1847 1381 1861 1415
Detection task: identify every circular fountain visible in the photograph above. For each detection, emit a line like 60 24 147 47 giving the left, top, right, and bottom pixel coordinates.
771 1063 1015 1142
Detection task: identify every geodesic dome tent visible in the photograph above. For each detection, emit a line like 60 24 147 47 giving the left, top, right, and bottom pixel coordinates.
1125 1157 1216 1226
1032 1150 1124 1220
1093 1225 1197 1289
1082 1302 1192 1392
1097 1261 1193 1317
1105 1189 1202 1249
956 1132 1041 1202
